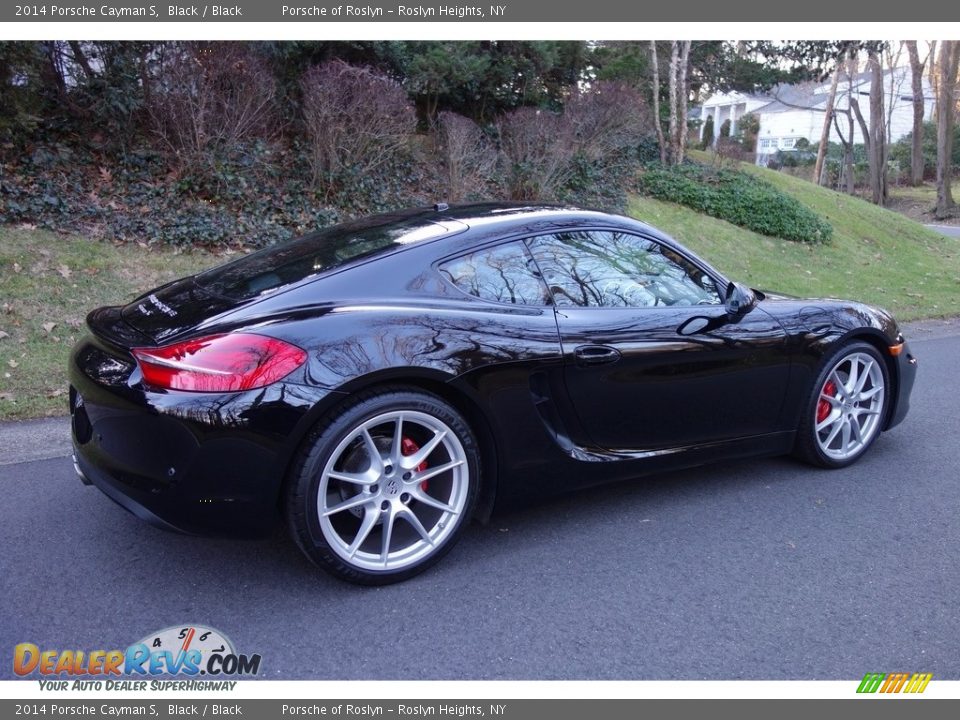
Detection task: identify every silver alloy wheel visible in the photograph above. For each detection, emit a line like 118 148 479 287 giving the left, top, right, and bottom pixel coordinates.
814 351 885 462
317 410 470 572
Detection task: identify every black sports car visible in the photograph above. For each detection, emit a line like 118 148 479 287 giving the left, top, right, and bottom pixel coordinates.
70 204 917 584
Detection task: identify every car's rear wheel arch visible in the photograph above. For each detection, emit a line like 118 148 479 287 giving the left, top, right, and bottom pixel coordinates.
278 375 498 525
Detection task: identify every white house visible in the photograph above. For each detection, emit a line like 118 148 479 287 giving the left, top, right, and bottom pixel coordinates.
698 66 934 166
698 90 771 140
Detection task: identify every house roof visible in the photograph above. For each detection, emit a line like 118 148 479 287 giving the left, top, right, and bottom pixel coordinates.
699 65 928 117
754 83 823 114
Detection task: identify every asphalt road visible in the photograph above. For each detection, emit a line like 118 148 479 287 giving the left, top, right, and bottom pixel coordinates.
1 332 958 681
926 224 960 238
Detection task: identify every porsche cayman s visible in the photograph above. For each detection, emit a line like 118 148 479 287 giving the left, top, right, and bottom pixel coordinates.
69 204 917 584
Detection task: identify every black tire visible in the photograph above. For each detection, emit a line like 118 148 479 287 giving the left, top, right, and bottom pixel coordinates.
794 341 890 469
286 387 480 585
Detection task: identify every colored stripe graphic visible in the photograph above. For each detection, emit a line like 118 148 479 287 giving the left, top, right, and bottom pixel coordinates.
857 672 931 694
904 673 933 694
857 673 886 693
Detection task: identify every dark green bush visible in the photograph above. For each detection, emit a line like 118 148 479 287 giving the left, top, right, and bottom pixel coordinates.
636 163 832 243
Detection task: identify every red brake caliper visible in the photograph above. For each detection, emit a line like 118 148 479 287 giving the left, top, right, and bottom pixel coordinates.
817 380 837 423
401 437 429 491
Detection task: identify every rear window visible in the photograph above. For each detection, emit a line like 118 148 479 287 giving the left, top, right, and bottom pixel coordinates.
195 212 460 301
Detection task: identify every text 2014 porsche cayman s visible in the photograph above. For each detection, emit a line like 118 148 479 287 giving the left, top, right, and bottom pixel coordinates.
70 204 916 584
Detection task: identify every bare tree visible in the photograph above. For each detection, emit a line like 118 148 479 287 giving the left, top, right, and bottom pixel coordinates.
814 64 842 185
434 112 496 202
905 41 928 185
829 49 860 195
884 43 906 147
301 60 416 191
867 48 888 205
935 41 960 219
497 107 572 201
846 48 887 205
649 41 667 164
666 40 691 165
565 81 651 162
928 40 939 116
148 43 277 170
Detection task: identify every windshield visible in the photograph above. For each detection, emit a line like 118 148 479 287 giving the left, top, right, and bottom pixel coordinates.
194 211 460 301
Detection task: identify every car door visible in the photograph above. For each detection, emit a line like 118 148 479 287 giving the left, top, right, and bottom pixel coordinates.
526 229 791 452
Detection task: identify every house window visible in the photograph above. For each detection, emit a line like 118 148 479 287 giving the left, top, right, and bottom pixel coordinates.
759 138 777 150
781 138 797 149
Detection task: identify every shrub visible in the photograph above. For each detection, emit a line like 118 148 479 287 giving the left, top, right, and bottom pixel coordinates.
558 82 651 210
713 137 751 167
700 115 714 150
497 107 572 201
564 82 650 164
636 163 833 243
433 112 496 202
147 43 277 173
735 112 759 151
497 83 651 207
301 60 417 194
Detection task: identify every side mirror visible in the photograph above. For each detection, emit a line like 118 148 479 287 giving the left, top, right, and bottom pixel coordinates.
725 281 754 317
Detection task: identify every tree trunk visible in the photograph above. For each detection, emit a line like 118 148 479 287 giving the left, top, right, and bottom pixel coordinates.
928 40 939 118
68 41 96 80
814 63 842 185
832 110 856 194
649 41 667 165
847 49 873 188
666 41 691 166
867 49 887 206
906 41 927 185
935 41 960 219
667 42 679 165
676 41 691 165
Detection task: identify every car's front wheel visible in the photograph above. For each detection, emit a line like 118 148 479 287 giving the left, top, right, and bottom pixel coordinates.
795 341 890 468
287 388 479 585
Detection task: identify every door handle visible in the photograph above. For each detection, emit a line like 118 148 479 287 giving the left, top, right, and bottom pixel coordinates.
574 345 621 366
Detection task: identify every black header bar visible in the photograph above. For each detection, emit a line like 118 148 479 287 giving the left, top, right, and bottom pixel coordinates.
3 0 959 22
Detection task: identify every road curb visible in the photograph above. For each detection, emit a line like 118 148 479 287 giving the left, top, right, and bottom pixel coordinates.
0 416 72 466
901 316 960 341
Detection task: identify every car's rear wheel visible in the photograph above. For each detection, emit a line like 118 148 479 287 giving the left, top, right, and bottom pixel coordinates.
286 388 479 585
795 341 889 468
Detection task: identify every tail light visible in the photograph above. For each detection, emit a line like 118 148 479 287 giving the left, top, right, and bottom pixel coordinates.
132 333 307 392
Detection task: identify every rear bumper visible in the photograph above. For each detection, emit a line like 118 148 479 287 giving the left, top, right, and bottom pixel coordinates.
69 335 340 537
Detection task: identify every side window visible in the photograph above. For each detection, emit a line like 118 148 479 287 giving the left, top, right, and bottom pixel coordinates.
438 241 550 306
527 231 721 308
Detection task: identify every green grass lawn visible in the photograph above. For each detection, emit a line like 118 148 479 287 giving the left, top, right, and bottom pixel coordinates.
632 153 960 322
0 228 219 420
887 179 959 203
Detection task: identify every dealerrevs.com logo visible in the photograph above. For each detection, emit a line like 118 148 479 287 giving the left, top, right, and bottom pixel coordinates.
14 625 261 691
